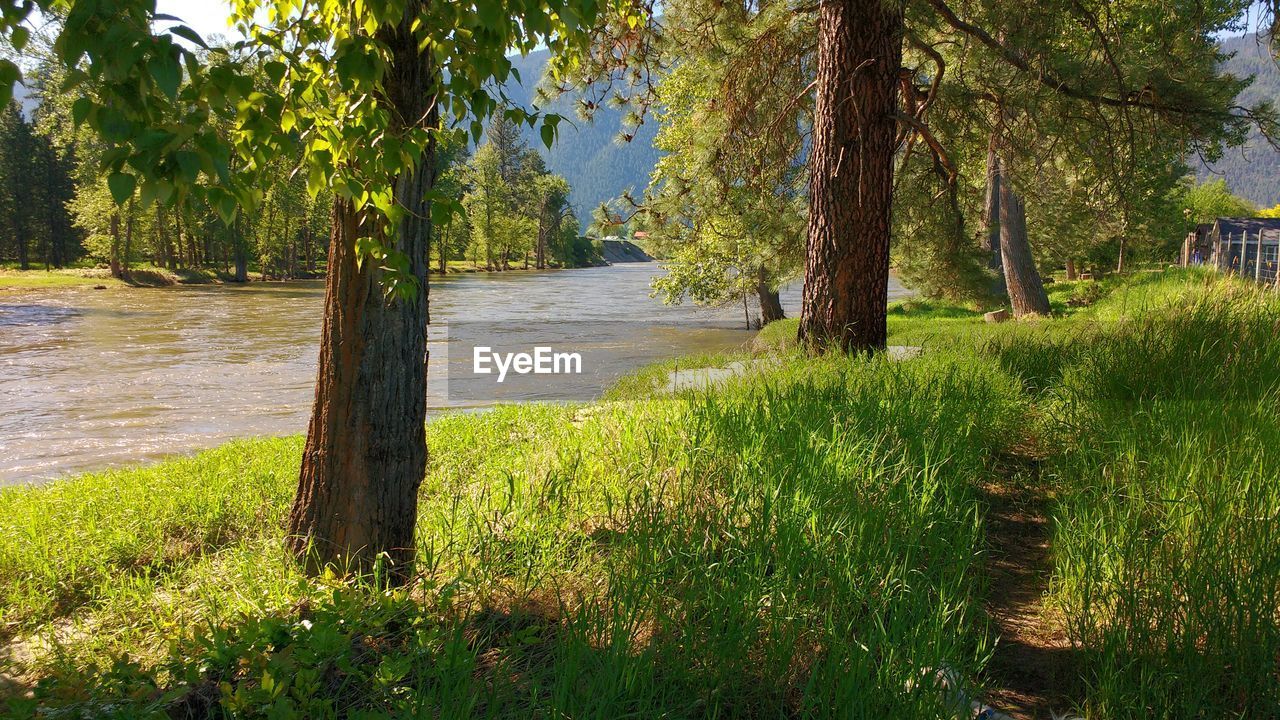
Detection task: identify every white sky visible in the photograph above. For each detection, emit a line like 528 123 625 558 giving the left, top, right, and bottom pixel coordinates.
155 1 237 40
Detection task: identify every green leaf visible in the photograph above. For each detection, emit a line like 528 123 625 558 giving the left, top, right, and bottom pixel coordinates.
149 51 181 100
107 172 136 205
175 150 201 182
0 60 20 108
71 97 93 125
168 25 209 49
11 27 30 53
264 61 286 85
540 123 555 150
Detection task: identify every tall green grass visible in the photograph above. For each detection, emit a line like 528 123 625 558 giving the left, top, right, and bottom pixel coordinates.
1038 287 1280 718
2 354 1024 718
4 268 1279 718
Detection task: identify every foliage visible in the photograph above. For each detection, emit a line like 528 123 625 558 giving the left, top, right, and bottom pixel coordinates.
0 98 79 269
633 15 807 315
1176 176 1257 225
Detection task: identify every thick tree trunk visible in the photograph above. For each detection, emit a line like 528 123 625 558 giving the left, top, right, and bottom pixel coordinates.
797 0 902 353
1065 258 1077 281
998 171 1051 317
982 137 1007 295
286 9 436 586
756 267 785 325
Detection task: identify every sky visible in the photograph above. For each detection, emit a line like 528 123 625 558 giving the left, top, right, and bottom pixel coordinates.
155 1 238 40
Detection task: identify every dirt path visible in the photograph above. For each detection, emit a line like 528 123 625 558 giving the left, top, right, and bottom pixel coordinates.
978 457 1076 719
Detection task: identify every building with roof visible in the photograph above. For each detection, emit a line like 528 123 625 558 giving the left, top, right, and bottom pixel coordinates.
1182 217 1280 283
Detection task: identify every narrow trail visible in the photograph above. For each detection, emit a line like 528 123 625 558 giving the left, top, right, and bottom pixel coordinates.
978 453 1077 719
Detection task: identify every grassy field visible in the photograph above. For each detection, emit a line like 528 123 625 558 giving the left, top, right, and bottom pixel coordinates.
1 268 1277 718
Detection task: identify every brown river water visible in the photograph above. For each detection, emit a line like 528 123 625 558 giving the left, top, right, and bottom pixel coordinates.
0 264 908 485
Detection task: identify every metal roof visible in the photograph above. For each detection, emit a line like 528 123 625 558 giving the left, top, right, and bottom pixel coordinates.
1214 217 1280 236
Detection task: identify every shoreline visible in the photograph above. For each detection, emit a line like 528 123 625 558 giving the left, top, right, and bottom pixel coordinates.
0 261 629 292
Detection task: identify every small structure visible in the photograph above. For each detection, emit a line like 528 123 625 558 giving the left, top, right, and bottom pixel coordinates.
1193 218 1280 284
1180 223 1214 267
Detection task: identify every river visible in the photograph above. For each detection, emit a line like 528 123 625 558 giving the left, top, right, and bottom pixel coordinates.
0 264 908 484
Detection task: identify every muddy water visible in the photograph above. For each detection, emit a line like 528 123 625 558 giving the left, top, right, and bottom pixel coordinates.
0 264 908 484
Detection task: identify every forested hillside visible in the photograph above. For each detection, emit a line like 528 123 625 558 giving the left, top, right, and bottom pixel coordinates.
505 50 660 223
1197 33 1280 206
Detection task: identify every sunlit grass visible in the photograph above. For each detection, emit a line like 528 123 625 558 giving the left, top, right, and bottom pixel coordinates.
2 268 1278 717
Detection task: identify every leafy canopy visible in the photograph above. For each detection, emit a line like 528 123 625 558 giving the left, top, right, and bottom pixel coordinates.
0 0 643 292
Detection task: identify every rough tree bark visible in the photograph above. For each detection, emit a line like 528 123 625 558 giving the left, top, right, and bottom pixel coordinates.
998 163 1051 317
1065 258 1077 280
756 267 785 325
797 0 902 353
286 6 436 586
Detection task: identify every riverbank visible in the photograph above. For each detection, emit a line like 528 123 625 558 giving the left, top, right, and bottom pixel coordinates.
2 268 1277 718
0 265 237 290
0 261 615 291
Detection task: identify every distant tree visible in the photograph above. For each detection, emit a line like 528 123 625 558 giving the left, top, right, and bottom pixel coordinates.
533 174 572 269
574 0 1273 341
1180 177 1256 225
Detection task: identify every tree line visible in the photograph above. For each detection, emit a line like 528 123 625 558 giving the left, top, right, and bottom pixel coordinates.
0 47 587 278
578 0 1275 326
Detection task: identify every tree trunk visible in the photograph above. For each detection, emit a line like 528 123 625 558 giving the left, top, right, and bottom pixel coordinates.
437 225 448 274
109 210 123 279
998 170 1051 317
982 136 1007 296
756 267 785 325
232 216 249 283
14 210 28 271
1065 258 1077 281
286 9 436 586
122 200 136 277
535 206 548 270
797 0 902 353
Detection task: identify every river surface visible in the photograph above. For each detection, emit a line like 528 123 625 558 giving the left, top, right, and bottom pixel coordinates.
0 264 908 484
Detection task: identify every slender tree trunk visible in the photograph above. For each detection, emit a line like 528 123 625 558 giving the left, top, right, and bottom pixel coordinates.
982 136 1007 295
536 206 548 270
998 167 1051 317
14 212 28 271
756 267 785 324
437 225 448 274
232 216 249 282
109 210 123 279
797 0 902 353
286 9 436 585
122 200 136 277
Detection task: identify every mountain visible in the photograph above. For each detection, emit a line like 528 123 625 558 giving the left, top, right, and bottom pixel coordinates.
502 50 662 224
505 37 1280 220
1197 34 1280 208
